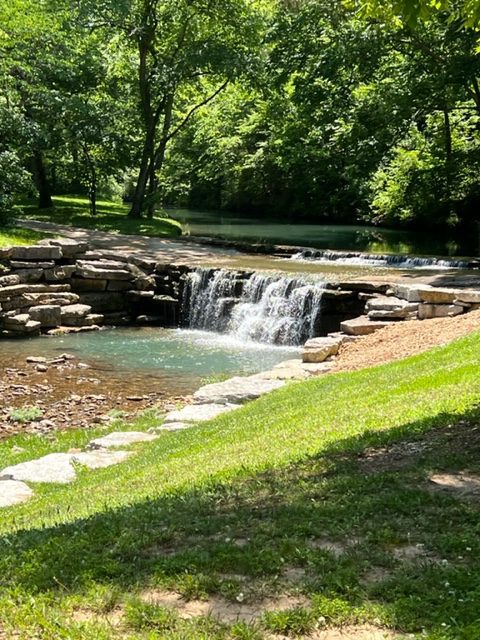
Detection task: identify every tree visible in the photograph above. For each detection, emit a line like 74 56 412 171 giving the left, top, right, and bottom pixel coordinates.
99 0 263 218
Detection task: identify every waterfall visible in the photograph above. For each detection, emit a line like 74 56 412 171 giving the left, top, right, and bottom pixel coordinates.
290 249 470 270
183 269 326 346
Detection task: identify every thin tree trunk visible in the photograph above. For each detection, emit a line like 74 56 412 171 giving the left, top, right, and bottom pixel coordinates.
32 151 53 209
444 107 453 209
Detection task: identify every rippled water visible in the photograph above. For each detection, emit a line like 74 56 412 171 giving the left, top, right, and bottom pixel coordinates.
0 327 298 395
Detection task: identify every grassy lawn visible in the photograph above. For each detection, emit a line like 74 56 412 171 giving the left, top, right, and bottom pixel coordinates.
1 334 480 639
19 195 182 238
0 226 50 247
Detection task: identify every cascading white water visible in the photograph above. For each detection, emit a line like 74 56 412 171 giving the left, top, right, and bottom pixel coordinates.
290 249 470 270
184 269 326 346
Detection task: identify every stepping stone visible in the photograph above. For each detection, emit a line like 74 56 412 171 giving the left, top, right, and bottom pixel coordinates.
72 450 132 469
153 422 191 432
164 403 240 424
0 479 34 507
89 431 159 450
193 375 285 405
0 453 77 484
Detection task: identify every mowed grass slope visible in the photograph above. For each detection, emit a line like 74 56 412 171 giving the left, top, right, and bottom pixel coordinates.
1 333 480 639
19 195 182 238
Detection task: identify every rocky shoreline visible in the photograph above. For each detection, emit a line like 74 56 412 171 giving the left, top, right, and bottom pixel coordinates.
0 351 188 440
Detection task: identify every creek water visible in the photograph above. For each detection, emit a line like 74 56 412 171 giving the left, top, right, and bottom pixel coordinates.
169 208 476 258
0 327 298 396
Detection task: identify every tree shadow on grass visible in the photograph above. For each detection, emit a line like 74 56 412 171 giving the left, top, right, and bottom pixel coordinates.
1 408 480 635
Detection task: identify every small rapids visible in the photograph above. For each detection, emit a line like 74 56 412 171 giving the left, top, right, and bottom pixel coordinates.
290 249 471 270
183 268 326 346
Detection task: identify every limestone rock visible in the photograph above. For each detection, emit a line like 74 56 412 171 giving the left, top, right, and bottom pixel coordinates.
153 422 191 431
44 265 77 281
15 268 44 283
11 245 62 260
75 260 132 281
72 450 132 469
415 286 463 304
60 303 91 320
164 403 240 424
418 303 464 319
45 238 89 257
0 274 20 287
393 284 427 303
302 336 342 363
193 376 285 405
0 479 34 507
28 305 62 327
1 453 77 484
340 316 393 336
88 431 159 449
336 281 389 294
455 290 480 304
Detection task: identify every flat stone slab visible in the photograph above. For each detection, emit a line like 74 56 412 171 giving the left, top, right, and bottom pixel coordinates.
302 336 341 363
89 431 159 449
255 359 332 380
1 453 77 484
0 479 34 507
164 403 240 424
193 375 285 405
340 316 393 336
154 422 191 432
73 450 132 469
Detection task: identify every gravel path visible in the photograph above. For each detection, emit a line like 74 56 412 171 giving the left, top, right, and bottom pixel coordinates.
334 310 480 372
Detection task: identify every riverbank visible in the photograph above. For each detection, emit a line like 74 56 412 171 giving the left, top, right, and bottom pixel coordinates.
1 332 480 639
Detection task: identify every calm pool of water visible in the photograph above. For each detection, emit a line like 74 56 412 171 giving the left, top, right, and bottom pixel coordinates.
169 209 475 257
1 328 298 395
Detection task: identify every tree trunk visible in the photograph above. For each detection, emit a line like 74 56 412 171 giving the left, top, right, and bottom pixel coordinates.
129 137 153 218
32 151 53 209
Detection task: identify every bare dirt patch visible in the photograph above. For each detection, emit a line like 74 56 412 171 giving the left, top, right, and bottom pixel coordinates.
428 472 480 499
71 607 123 627
141 589 309 624
391 544 440 564
357 420 480 474
359 566 392 586
308 538 347 556
269 624 403 639
334 310 480 373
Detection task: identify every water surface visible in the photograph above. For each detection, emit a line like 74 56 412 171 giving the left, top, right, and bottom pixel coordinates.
169 208 474 257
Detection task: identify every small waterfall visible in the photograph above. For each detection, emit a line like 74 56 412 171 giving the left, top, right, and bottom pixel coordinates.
290 249 470 270
183 269 326 346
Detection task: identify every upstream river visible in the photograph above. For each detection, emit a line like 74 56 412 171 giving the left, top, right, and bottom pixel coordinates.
168 208 478 258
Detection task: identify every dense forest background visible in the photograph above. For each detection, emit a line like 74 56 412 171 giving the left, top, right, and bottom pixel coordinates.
2 0 480 232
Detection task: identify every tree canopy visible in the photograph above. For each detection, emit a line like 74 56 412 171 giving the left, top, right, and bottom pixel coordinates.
2 0 480 233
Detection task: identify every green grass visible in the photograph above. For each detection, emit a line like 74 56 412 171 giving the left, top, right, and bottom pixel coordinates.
1 334 480 638
0 226 50 247
19 195 183 238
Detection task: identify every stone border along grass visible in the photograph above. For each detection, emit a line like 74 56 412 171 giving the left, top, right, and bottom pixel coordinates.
0 344 346 507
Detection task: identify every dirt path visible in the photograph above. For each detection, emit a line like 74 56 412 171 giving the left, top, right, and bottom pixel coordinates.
334 309 480 372
19 219 238 265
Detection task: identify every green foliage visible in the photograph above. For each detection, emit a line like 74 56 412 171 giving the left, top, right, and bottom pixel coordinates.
8 406 43 424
